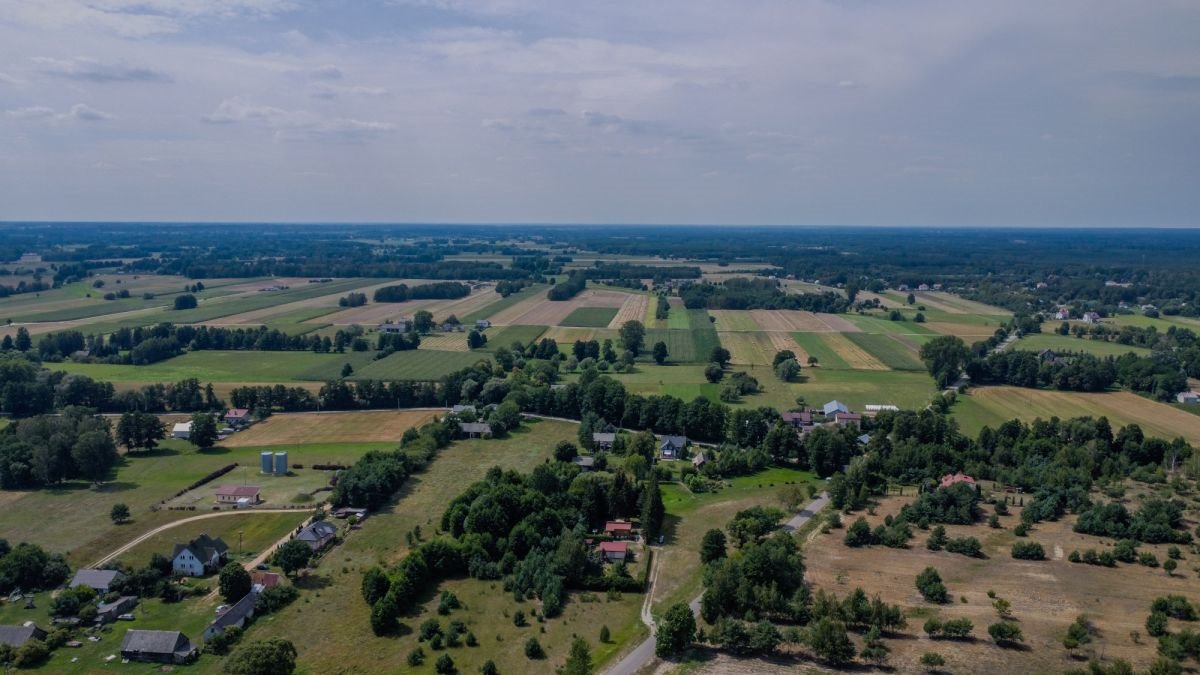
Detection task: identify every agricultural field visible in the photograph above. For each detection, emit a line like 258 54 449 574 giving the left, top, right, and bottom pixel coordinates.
708 309 762 332
53 350 379 383
223 410 437 447
953 387 1200 445
145 278 376 325
719 331 778 366
560 306 620 327
643 328 703 363
803 494 1198 674
460 283 547 323
751 309 859 332
350 348 488 381
843 332 926 370
415 331 472 351
842 312 938 336
610 292 649 327
490 287 631 326
237 419 648 675
911 291 1010 315
480 324 548 349
1016 332 1153 357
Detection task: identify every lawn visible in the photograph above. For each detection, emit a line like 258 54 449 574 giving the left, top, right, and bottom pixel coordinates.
114 510 307 568
843 332 925 370
232 419 648 674
52 350 379 383
350 348 490 381
560 306 620 327
224 410 437 447
1015 333 1152 357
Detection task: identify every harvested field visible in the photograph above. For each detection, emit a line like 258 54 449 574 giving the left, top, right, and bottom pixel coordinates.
610 293 649 327
560 306 619 327
460 284 546 323
803 495 1195 674
792 333 849 369
316 299 435 326
422 287 502 323
708 310 762 332
214 279 404 324
751 309 860 332
822 332 888 370
223 410 438 447
956 386 1200 445
415 332 472 351
844 332 925 370
765 331 808 363
491 288 630 326
719 332 777 366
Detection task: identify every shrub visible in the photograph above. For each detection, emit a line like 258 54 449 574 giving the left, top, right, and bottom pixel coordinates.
1010 541 1045 560
988 621 1024 645
915 567 950 603
524 637 545 659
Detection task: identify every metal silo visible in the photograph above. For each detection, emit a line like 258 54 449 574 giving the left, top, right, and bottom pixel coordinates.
260 451 273 474
274 451 288 475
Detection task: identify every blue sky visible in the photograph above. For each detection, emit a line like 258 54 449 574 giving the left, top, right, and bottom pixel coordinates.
0 0 1197 226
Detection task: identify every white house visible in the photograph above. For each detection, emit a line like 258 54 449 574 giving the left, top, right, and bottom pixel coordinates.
1054 307 1070 321
475 319 491 330
1177 391 1200 405
171 422 192 440
171 534 228 577
378 320 412 333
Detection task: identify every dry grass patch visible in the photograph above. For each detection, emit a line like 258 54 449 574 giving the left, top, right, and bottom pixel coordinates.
417 331 472 351
496 288 632 326
750 309 831 332
223 410 438 447
316 299 436 325
822 332 888 370
765 331 809 363
720 331 778 366
926 321 1001 339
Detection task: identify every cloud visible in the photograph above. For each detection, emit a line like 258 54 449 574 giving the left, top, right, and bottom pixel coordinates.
310 64 343 80
273 118 395 143
202 97 311 126
32 56 172 83
1 0 297 38
69 103 112 120
5 106 57 119
5 103 112 121
202 97 392 142
0 72 19 85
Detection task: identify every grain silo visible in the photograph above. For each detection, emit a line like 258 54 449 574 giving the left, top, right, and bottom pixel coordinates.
260 451 273 474
274 451 289 475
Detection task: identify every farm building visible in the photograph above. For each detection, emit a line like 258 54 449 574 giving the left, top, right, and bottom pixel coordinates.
203 591 258 643
451 404 476 414
120 630 197 664
97 596 138 624
0 623 47 648
574 456 596 471
822 400 850 416
377 319 412 333
223 408 250 427
215 485 261 506
251 571 282 590
475 319 491 329
833 412 862 428
459 422 492 438
1177 391 1199 404
70 568 124 594
592 432 616 450
659 435 687 459
605 521 634 539
691 452 706 468
171 422 192 439
598 541 629 563
781 411 813 429
940 473 976 488
863 404 898 414
296 520 338 552
1054 307 1070 320
171 534 229 576
1082 311 1102 324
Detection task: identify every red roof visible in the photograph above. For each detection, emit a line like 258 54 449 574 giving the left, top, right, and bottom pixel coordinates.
940 473 976 488
216 485 261 497
224 408 249 418
604 521 633 533
598 541 628 554
251 571 281 588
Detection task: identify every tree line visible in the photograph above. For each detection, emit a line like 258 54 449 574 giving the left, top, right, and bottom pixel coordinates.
373 282 471 303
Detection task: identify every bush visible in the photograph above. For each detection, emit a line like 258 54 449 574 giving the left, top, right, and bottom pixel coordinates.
988 621 1024 645
524 637 545 659
915 567 950 603
1010 541 1045 560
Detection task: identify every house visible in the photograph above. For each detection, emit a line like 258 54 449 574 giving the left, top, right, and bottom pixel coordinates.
598 541 628 563
0 623 47 648
475 319 491 330
940 473 976 489
215 485 261 506
203 591 258 643
1037 348 1058 362
659 435 687 459
863 404 898 415
171 422 192 440
172 534 229 576
932 283 943 291
918 284 930 291
856 434 872 445
822 400 849 416
250 571 282 591
377 319 412 334
1177 391 1200 404
592 432 616 450
833 412 862 428
69 568 124 594
574 456 596 471
459 422 493 438
897 284 910 292
1082 311 1101 324
451 404 476 415
223 408 250 427
296 520 338 552
1053 307 1070 320
120 630 197 664
691 452 706 468
1036 282 1049 289
96 596 138 624
781 411 813 428
604 521 634 539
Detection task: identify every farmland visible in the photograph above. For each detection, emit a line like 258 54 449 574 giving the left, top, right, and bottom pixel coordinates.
53 350 379 382
223 410 437 446
350 348 489 380
844 332 926 370
560 306 620 327
1016 332 1153 357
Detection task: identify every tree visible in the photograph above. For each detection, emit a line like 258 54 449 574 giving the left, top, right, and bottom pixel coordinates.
774 358 801 382
174 293 198 310
219 561 253 603
110 503 130 524
1010 541 1045 560
915 567 950 603
189 412 219 449
618 320 646 356
414 310 434 334
860 625 889 665
656 603 696 656
273 540 313 576
806 617 855 665
15 326 32 351
524 637 545 659
1164 558 1178 576
481 660 498 675
224 638 298 675
561 638 593 675
906 293 916 305
341 363 354 378
652 341 669 365
599 625 611 643
467 330 486 349
554 441 579 463
709 346 731 368
641 472 665 543
72 431 118 483
844 517 873 547
699 529 727 564
1063 616 1092 651
918 336 970 388
920 652 945 671
704 362 724 383
987 621 1023 645
914 312 926 323
116 411 166 452
435 654 456 674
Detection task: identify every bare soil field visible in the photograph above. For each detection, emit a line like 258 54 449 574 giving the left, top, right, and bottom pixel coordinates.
222 410 438 447
803 495 1197 674
609 293 650 328
822 332 889 370
493 288 631 326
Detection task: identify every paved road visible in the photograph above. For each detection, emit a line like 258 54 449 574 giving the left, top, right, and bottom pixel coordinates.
90 508 309 568
604 493 830 675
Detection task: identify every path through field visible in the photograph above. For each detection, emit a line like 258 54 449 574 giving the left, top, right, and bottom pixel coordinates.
90 508 306 568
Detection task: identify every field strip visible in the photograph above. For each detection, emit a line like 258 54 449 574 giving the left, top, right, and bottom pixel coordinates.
911 292 969 314
543 326 598 343
224 409 437 447
708 310 762 332
765 331 808 363
814 313 861 332
211 279 401 324
417 332 471 351
488 289 554 325
502 288 629 326
822 332 889 370
317 299 437 325
750 309 830 332
719 332 775 366
610 294 649 328
925 321 998 338
424 287 502 322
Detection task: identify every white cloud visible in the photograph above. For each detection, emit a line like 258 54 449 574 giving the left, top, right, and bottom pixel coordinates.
0 72 20 85
31 56 172 82
202 97 312 126
5 106 57 119
4 103 112 121
0 0 296 37
310 64 343 80
69 103 112 120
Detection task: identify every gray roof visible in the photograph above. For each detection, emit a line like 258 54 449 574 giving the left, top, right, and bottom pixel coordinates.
593 432 616 443
121 630 193 656
574 456 596 468
660 435 686 449
70 568 123 591
296 520 338 543
857 434 872 445
0 624 44 647
211 591 258 631
460 422 492 434
173 533 228 562
822 400 849 415
98 596 137 616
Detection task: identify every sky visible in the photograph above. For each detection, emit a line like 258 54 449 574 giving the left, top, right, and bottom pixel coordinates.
0 0 1197 226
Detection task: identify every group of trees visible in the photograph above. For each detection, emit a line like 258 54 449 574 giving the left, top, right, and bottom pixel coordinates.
967 348 1188 400
373 282 471 303
0 540 71 594
338 292 367 307
547 272 588 301
679 277 849 313
0 408 119 488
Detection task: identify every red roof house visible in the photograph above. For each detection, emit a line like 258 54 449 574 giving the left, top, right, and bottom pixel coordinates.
604 521 634 538
223 409 250 426
940 473 976 488
598 541 628 562
215 485 261 504
250 571 281 589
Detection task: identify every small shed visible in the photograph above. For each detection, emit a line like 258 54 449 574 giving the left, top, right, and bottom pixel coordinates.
171 422 192 440
120 630 197 664
459 422 493 438
70 568 124 594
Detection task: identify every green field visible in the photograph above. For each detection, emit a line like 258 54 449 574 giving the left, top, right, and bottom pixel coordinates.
560 306 619 327
844 332 926 370
643 328 701 363
844 313 938 336
792 332 850 369
480 324 547 350
114 511 307 568
351 348 488 380
53 350 379 383
460 283 546 323
1014 333 1152 357
686 308 721 361
11 286 239 323
157 278 373 324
